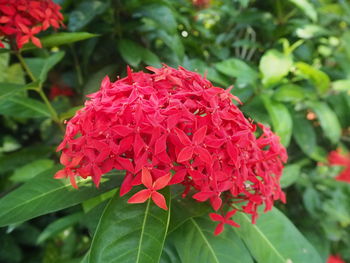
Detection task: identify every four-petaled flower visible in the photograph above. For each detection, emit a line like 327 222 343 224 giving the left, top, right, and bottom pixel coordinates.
328 149 350 183
128 167 170 210
209 210 240 235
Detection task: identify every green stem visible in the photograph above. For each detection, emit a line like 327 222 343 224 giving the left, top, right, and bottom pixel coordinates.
16 51 65 132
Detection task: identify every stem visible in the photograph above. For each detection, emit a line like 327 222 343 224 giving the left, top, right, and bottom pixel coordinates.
16 51 65 132
70 46 84 89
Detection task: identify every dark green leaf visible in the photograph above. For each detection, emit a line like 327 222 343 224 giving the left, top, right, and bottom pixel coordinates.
0 83 27 102
10 159 54 183
0 168 124 227
168 216 253 263
261 95 293 146
306 101 341 144
273 84 305 103
37 212 84 244
68 1 109 32
280 164 301 188
0 97 51 118
89 188 171 263
234 207 322 263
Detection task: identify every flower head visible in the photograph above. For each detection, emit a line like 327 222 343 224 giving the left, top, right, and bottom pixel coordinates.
55 65 287 234
327 255 345 263
0 0 64 49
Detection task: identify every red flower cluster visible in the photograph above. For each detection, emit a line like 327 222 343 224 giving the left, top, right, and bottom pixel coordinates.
327 255 345 263
328 149 350 183
0 0 64 49
55 65 287 234
192 0 211 8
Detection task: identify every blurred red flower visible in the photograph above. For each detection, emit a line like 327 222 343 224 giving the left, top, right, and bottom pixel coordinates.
328 149 350 183
0 0 64 49
327 255 345 263
49 84 74 100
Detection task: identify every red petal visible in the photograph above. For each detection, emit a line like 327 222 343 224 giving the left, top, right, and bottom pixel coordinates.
192 191 214 202
120 173 134 196
31 36 42 48
128 189 151 203
141 167 153 189
169 169 187 184
225 210 237 219
210 196 222 210
177 146 194 163
54 169 67 179
226 220 240 228
195 147 212 164
209 213 224 222
112 125 133 136
151 191 168 210
155 134 167 155
192 125 207 145
214 223 224 236
174 127 191 145
153 173 171 190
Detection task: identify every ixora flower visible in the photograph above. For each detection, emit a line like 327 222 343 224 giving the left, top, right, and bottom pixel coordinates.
55 65 287 234
327 149 350 183
0 0 64 49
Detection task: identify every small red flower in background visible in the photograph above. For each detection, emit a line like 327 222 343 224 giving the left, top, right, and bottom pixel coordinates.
0 0 64 49
192 0 211 8
128 167 170 210
328 149 350 183
327 255 346 263
49 84 74 100
55 65 287 235
209 210 240 235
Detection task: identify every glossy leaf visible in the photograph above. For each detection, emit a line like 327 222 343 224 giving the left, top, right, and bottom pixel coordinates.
261 95 293 146
0 97 51 118
167 216 253 263
0 168 124 227
89 188 171 263
10 159 54 183
0 83 27 102
259 49 293 87
306 101 341 144
234 207 322 263
273 84 305 103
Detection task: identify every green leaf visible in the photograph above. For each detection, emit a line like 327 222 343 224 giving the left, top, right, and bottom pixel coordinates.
261 95 293 146
289 0 317 22
22 32 99 50
25 51 65 82
0 97 51 118
332 79 350 92
117 39 161 68
273 84 305 103
292 113 322 161
10 159 54 183
0 83 27 102
167 216 253 263
215 58 258 88
306 101 341 144
259 49 293 87
37 212 83 244
0 168 124 227
295 62 330 95
89 188 171 263
280 164 301 188
234 207 322 263
68 1 109 32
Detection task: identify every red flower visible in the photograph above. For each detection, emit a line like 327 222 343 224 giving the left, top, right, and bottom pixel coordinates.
55 65 287 235
327 255 345 263
128 167 170 210
0 0 64 49
328 149 350 183
209 210 240 235
49 84 74 100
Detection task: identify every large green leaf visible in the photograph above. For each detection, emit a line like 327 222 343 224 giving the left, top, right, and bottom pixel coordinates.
295 62 330 95
273 84 305 103
167 216 253 263
10 159 54 183
22 32 99 50
0 83 27 102
259 49 293 87
88 188 171 263
280 164 301 188
0 97 51 118
0 168 124 227
261 95 293 146
234 207 322 263
306 101 341 144
215 58 258 88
